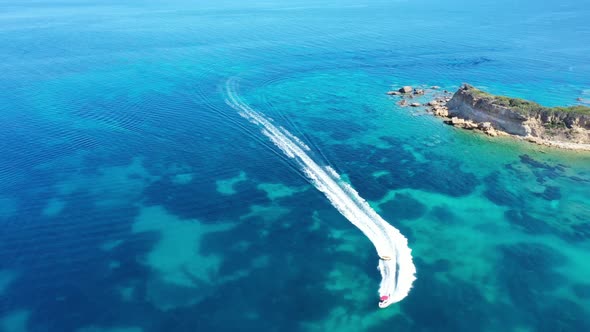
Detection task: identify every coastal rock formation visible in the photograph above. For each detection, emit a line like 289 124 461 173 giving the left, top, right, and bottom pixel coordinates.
447 84 590 143
445 85 532 136
399 86 413 94
426 84 590 150
444 117 479 130
432 107 448 117
477 122 499 137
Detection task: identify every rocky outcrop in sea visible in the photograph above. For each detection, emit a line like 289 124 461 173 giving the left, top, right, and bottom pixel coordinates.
389 83 590 151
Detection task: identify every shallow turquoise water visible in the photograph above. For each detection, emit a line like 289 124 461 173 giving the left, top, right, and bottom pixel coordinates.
1 0 590 331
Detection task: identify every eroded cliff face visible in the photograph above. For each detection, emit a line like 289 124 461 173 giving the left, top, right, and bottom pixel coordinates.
446 85 590 145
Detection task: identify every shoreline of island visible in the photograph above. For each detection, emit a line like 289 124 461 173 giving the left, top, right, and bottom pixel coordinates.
388 84 590 151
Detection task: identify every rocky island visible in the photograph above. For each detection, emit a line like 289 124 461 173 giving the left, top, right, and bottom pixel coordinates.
390 84 590 151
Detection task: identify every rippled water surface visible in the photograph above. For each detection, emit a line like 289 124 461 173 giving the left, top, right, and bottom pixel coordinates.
1 0 590 331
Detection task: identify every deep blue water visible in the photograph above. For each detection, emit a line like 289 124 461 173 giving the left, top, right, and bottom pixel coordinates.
1 0 590 331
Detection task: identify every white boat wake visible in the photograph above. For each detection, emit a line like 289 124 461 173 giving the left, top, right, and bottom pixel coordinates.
225 78 416 307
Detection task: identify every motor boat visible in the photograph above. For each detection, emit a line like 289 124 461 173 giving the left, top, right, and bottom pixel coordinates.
378 254 394 308
378 295 391 308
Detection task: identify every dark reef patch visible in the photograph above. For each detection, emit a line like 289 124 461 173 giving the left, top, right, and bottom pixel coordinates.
570 222 590 242
196 201 350 332
498 243 567 308
520 154 551 169
483 172 522 206
336 137 480 200
411 162 479 197
519 155 565 184
379 193 426 221
572 283 590 299
429 205 457 224
519 154 566 172
143 172 270 223
491 242 590 331
504 209 553 234
398 258 498 332
537 185 561 200
0 198 153 332
532 169 561 184
534 299 590 332
569 175 590 183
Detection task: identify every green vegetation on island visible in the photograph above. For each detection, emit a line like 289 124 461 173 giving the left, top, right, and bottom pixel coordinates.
462 84 590 116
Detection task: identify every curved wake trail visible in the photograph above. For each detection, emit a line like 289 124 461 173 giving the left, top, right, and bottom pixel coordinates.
225 79 416 306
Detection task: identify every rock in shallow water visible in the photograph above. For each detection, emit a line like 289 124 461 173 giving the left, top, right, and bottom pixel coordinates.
399 86 413 93
433 107 449 117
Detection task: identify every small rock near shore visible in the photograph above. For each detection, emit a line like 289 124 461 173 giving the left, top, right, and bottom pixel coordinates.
410 102 421 107
387 91 402 95
414 89 425 95
478 122 499 137
446 117 478 130
432 107 449 117
450 117 465 125
478 122 492 130
399 86 413 94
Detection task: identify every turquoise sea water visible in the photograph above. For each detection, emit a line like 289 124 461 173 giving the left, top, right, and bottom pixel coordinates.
1 0 590 331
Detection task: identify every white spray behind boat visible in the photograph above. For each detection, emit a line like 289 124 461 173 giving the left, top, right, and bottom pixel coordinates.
225 78 417 307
